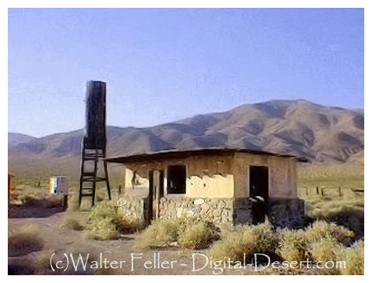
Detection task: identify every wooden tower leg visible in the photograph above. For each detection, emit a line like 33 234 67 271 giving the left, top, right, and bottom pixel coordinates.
104 161 111 200
91 155 98 207
79 144 86 207
79 143 111 208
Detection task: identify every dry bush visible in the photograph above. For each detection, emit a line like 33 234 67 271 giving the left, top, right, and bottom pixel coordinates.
309 237 343 263
304 221 354 245
85 201 145 240
277 221 355 264
85 201 120 240
208 221 277 263
276 229 308 262
85 218 119 240
178 221 219 249
336 240 364 275
88 201 118 220
135 218 182 248
135 218 220 249
8 224 44 257
62 212 86 231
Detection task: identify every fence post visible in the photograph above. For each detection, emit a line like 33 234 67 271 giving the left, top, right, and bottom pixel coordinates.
316 186 319 195
306 187 308 196
339 187 342 197
321 187 324 197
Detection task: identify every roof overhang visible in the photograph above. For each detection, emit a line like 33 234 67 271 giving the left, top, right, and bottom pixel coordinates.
104 147 309 164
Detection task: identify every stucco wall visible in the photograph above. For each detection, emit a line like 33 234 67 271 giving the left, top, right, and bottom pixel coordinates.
233 153 298 198
122 153 235 198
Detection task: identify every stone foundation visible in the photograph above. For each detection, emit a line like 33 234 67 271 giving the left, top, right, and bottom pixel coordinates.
268 198 305 229
117 197 147 226
158 197 234 225
117 196 305 229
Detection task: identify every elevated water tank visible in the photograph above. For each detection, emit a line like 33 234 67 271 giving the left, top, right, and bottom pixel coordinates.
84 80 106 150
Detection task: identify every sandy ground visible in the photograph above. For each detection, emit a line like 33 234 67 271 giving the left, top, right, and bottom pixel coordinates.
8 203 221 275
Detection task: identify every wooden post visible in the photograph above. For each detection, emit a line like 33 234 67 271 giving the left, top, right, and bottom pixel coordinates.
321 187 324 197
316 186 319 195
63 195 68 211
339 187 342 197
306 187 309 196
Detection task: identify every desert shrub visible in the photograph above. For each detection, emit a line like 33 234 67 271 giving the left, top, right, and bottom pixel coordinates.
277 221 355 264
136 218 220 249
86 200 145 240
8 224 44 257
135 219 182 248
208 221 277 262
115 215 146 234
178 222 218 249
61 213 86 231
336 240 364 275
86 218 119 240
276 229 308 262
85 201 121 240
89 201 118 220
304 221 354 246
309 237 343 262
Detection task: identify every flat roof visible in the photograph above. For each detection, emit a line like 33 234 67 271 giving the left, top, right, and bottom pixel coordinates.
104 147 308 164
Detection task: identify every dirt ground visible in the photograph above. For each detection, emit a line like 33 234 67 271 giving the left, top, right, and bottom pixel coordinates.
8 202 225 275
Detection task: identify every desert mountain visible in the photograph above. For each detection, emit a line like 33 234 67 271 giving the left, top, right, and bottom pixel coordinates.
8 133 35 145
8 99 364 176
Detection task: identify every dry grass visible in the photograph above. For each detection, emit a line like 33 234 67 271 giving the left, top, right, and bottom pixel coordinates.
61 212 86 231
337 240 364 275
305 196 364 219
85 201 120 240
85 200 143 240
277 221 354 262
135 219 181 248
309 237 343 262
206 220 363 275
298 164 364 189
276 229 308 262
208 221 277 262
178 221 219 249
8 224 44 257
304 221 354 245
135 218 220 249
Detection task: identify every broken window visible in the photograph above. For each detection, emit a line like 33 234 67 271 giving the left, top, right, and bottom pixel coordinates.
167 165 186 194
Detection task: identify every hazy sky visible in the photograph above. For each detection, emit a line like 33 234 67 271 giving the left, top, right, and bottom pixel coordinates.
8 8 364 137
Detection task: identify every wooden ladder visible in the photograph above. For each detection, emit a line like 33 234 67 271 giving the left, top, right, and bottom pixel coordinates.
79 144 111 207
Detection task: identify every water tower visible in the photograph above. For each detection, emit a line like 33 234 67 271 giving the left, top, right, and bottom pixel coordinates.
79 81 111 207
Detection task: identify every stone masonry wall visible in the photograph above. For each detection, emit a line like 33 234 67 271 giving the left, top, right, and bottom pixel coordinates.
158 197 234 225
268 198 305 229
117 196 147 226
117 196 305 229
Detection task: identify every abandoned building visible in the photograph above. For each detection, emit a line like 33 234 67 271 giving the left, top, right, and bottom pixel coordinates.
105 147 307 228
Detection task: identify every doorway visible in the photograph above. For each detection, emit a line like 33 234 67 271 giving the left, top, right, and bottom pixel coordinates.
249 166 269 224
148 170 164 222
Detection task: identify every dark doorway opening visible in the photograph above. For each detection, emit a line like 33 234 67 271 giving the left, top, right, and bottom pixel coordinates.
167 165 186 194
249 166 269 224
148 170 164 222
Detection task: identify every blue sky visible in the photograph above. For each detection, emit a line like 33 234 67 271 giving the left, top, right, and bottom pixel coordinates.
8 8 364 137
